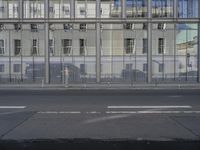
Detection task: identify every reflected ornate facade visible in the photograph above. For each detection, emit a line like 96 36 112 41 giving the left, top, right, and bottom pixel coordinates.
0 0 199 84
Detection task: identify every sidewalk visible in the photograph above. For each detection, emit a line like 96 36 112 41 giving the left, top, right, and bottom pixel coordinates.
0 83 200 90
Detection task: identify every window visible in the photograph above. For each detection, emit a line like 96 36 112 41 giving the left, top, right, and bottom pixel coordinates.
0 40 5 55
143 64 147 72
80 39 86 55
62 6 69 15
80 64 86 75
124 38 135 54
143 38 147 54
14 24 21 31
14 40 21 56
62 39 72 55
32 39 38 55
0 24 4 31
80 23 87 32
0 64 4 72
143 23 147 30
80 7 86 15
31 24 38 32
0 6 4 13
49 39 54 55
13 64 21 73
157 23 166 30
159 64 164 72
124 23 134 30
158 38 165 54
63 24 73 31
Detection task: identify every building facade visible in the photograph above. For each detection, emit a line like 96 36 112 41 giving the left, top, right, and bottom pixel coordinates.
0 0 199 85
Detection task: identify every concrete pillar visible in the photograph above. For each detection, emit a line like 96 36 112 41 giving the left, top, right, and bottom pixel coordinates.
198 1 200 82
70 0 75 18
96 23 101 83
122 0 126 19
45 0 50 84
147 0 152 83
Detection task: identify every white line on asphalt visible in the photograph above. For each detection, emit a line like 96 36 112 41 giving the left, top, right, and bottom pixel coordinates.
106 111 200 114
0 106 26 109
38 111 81 114
86 111 101 114
107 106 192 109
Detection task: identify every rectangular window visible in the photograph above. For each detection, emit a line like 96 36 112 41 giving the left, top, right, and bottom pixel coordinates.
158 38 165 54
63 24 73 31
31 24 38 32
143 38 147 54
49 39 54 55
124 38 135 54
14 39 21 56
80 64 86 75
143 23 147 30
62 6 69 15
80 23 87 32
0 64 4 72
124 23 134 30
159 64 164 72
0 40 5 55
143 63 147 72
62 39 72 55
32 39 38 55
13 64 21 73
80 39 86 55
157 23 166 30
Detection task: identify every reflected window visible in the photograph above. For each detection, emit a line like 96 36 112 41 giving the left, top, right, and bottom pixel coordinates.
80 39 86 55
124 23 134 30
101 0 121 18
62 39 72 55
158 38 165 54
80 23 87 32
159 63 164 72
14 39 21 56
157 23 166 30
0 64 4 72
49 39 54 56
143 63 147 72
124 38 135 54
80 64 86 75
0 39 5 55
143 38 147 54
31 24 38 32
32 39 38 55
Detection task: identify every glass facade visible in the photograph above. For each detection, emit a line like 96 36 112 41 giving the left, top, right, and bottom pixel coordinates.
0 0 199 85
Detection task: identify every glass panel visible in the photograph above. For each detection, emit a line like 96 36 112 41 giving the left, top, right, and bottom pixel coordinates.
178 0 198 18
101 23 147 84
176 24 198 81
152 0 173 18
23 0 44 18
49 23 96 84
126 0 147 18
101 0 121 18
0 0 19 18
152 23 175 82
49 0 70 18
75 0 96 18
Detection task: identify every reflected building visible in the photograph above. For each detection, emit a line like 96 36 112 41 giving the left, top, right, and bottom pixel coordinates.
0 0 199 84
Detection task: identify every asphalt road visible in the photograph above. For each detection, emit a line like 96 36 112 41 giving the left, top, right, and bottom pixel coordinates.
0 89 200 142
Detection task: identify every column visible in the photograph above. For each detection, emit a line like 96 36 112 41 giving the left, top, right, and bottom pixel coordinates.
198 1 200 82
96 0 101 83
147 0 152 83
45 0 50 84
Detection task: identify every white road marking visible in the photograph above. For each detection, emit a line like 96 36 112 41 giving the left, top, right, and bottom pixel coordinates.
86 111 101 114
38 111 81 114
107 106 192 109
106 111 200 114
83 114 131 124
168 95 183 98
0 106 26 109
